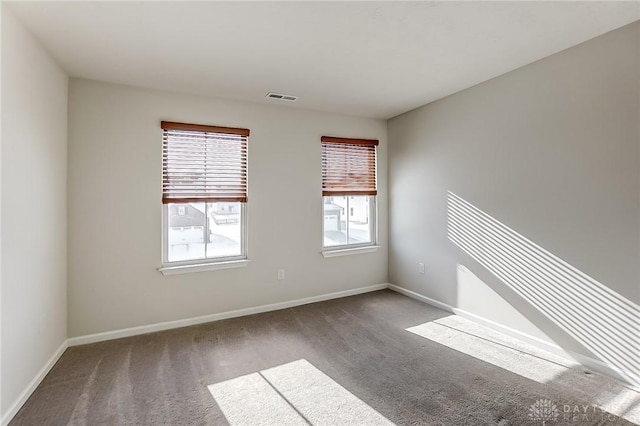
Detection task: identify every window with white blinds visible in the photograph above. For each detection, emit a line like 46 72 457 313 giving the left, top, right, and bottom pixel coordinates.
162 121 249 204
321 136 378 196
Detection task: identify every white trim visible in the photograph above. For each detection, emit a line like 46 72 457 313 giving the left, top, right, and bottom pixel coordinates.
387 284 454 313
158 259 249 275
389 284 566 354
1 340 68 426
68 283 390 346
321 245 380 258
387 284 640 391
6 283 639 426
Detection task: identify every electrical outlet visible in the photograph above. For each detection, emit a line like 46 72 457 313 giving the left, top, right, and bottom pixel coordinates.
277 269 285 280
418 263 425 274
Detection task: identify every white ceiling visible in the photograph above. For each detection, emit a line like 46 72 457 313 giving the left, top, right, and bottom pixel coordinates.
7 1 639 119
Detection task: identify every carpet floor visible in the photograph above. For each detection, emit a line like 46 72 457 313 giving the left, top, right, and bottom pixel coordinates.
9 290 640 425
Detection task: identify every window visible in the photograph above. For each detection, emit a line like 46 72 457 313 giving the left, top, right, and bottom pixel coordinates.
161 121 248 268
321 136 377 250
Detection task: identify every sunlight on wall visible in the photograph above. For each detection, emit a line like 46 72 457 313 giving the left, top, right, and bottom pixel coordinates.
208 359 394 426
446 191 640 387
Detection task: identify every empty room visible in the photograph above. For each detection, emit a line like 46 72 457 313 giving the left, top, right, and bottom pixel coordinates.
1 1 639 425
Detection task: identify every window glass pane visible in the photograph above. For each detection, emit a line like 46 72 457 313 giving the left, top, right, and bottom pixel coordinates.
207 202 242 258
323 196 373 248
347 196 372 244
168 203 206 262
323 196 347 246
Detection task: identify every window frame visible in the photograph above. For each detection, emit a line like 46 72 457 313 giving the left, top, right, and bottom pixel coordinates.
321 195 378 252
320 135 379 253
159 121 249 273
161 202 248 269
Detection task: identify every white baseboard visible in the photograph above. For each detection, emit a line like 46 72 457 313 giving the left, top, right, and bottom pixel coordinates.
68 283 390 346
388 284 568 355
3 284 389 425
388 284 455 313
1 340 68 426
7 282 636 426
387 284 640 391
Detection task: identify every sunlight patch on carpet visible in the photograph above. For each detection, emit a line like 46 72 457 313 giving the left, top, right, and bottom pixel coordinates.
407 315 640 424
208 359 394 426
407 315 570 383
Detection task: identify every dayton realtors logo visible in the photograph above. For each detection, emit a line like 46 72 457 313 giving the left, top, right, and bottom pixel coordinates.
528 399 619 423
528 399 559 424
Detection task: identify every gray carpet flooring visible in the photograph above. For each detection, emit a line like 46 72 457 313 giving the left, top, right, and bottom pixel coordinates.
9 290 639 425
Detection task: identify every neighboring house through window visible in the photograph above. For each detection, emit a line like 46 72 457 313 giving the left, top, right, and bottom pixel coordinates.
321 135 378 249
161 121 249 267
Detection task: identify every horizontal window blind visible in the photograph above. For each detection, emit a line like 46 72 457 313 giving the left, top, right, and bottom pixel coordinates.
321 136 378 196
162 121 249 204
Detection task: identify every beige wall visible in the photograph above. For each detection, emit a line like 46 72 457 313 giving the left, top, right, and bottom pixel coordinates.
388 22 639 381
67 79 388 337
1 7 68 417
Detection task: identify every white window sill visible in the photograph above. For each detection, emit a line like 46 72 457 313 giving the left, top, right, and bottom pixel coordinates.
321 245 380 258
159 259 250 275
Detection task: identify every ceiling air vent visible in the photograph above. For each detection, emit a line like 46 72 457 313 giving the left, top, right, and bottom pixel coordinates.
266 92 298 102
